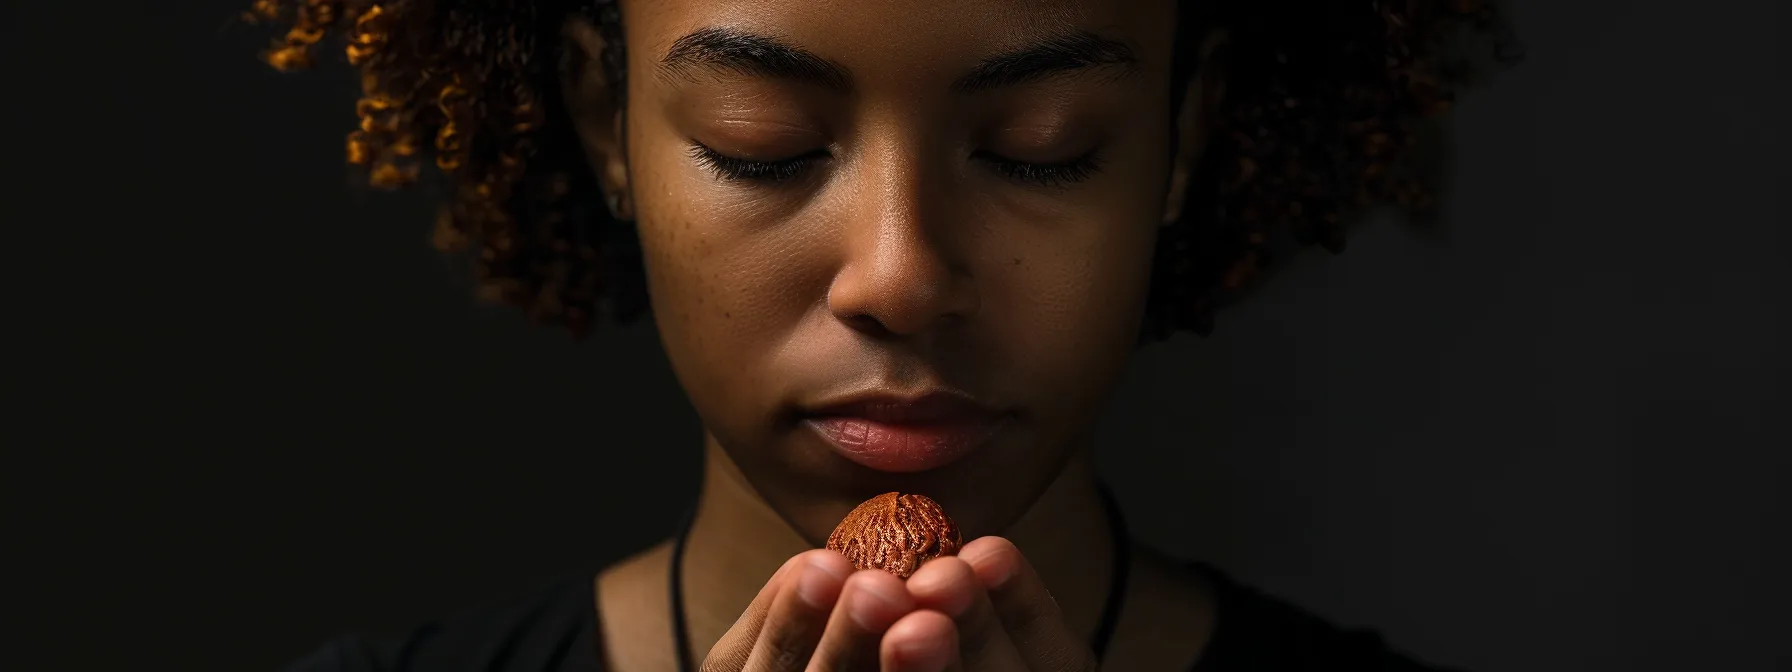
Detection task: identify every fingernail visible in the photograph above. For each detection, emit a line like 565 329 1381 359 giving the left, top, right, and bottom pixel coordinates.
960 545 1017 591
797 558 844 610
847 577 902 630
983 561 1018 591
893 637 951 672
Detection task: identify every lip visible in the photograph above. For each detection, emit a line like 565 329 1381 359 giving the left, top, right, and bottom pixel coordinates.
799 390 1010 473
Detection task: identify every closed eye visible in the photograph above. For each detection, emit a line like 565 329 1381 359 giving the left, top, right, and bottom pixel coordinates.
689 142 824 183
974 150 1104 188
688 143 1104 189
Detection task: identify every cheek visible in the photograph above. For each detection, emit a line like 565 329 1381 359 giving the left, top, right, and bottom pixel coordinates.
972 172 1167 443
1021 243 1154 349
984 213 1158 419
627 154 822 438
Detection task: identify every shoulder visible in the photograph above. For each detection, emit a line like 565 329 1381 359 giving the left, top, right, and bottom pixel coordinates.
284 576 602 672
1191 563 1460 672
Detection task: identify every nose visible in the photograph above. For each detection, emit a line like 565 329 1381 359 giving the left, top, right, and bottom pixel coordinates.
826 151 980 339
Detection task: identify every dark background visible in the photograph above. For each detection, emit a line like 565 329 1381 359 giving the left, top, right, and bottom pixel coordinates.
6 0 1788 670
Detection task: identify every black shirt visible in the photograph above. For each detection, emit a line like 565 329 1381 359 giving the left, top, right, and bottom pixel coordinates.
286 564 1452 671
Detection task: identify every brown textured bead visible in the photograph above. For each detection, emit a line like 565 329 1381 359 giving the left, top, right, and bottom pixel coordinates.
826 492 962 579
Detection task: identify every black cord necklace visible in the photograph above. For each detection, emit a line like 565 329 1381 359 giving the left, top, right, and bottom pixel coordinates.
668 486 1133 671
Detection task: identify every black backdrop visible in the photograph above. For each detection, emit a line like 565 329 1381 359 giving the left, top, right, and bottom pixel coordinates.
7 0 1788 670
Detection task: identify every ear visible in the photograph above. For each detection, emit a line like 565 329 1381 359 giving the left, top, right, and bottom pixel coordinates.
1162 30 1229 225
561 16 633 220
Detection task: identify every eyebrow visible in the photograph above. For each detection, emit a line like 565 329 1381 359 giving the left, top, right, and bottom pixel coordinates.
951 31 1141 94
659 27 852 91
658 27 1140 94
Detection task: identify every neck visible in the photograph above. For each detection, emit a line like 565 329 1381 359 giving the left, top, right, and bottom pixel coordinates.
674 435 1117 662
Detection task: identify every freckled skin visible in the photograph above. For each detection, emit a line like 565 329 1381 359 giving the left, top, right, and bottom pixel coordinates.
591 0 1186 543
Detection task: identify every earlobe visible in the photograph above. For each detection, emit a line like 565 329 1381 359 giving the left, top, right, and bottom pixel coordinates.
605 192 633 221
560 17 633 219
1162 31 1229 226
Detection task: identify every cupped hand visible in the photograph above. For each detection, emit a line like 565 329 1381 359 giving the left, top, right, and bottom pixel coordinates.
887 536 1099 672
701 549 917 671
701 539 1098 671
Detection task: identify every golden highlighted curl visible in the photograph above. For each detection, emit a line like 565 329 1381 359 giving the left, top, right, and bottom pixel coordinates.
254 0 623 335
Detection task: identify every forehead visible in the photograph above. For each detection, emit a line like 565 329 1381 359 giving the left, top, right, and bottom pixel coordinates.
622 0 1179 85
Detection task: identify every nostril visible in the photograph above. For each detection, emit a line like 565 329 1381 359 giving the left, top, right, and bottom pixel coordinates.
840 312 891 337
826 249 975 337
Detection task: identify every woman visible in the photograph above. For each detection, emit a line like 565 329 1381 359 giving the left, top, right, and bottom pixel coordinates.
260 0 1517 669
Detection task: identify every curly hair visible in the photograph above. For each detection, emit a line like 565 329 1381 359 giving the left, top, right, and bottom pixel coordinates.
248 0 1520 341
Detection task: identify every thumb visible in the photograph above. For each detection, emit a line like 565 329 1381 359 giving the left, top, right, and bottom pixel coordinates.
958 537 1099 672
699 554 802 671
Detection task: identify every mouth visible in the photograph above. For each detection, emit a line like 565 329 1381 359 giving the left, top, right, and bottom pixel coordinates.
798 390 1012 474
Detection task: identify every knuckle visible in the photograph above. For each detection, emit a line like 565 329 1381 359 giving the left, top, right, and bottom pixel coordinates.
774 647 802 668
762 620 817 669
1007 597 1055 633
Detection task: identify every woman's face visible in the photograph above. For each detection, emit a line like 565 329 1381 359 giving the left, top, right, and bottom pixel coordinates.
601 0 1186 540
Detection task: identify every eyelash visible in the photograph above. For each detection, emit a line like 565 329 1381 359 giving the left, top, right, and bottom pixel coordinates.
689 143 819 183
975 151 1104 188
688 142 1104 189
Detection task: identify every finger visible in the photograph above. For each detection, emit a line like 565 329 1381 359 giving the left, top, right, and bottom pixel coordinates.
804 569 913 671
741 549 855 671
703 553 806 671
958 537 1099 671
879 609 962 672
905 557 1028 671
